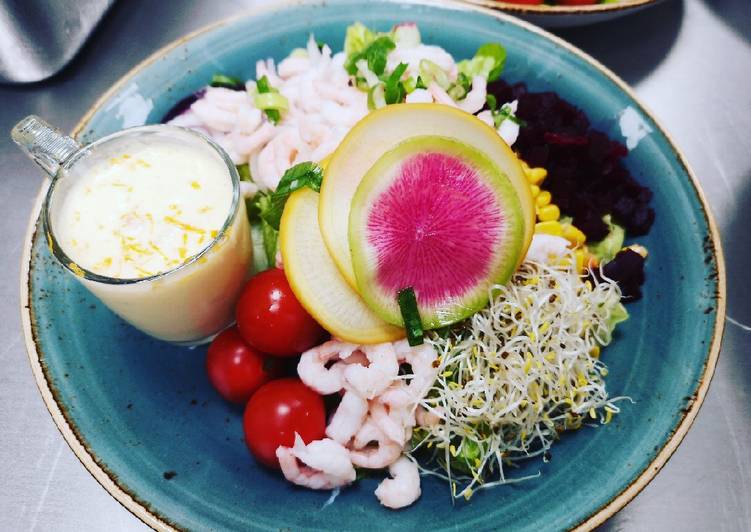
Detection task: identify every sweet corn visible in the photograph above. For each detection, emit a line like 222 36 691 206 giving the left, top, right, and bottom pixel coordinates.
575 248 586 273
590 345 601 359
530 184 540 198
537 204 560 222
563 224 586 245
535 190 552 207
527 167 547 186
535 220 563 236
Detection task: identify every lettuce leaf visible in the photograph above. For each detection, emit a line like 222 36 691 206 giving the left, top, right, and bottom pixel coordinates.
589 215 625 263
344 22 376 57
457 43 507 82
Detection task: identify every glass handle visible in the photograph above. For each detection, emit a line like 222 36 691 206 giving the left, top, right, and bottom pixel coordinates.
11 115 81 178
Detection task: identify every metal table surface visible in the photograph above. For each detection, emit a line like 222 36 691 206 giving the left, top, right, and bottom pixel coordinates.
0 0 748 530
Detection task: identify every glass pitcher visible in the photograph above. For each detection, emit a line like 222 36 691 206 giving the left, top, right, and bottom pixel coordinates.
13 116 252 345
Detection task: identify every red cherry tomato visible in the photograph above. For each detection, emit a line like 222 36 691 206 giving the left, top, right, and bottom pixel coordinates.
206 327 276 404
243 378 326 468
236 268 326 357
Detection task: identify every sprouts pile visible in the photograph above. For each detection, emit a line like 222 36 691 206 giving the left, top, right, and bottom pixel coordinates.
411 255 630 500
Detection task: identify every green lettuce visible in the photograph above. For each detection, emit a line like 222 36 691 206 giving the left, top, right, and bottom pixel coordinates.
588 215 625 263
344 22 376 57
457 43 507 82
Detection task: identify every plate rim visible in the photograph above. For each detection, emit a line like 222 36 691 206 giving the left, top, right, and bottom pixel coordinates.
19 1 726 530
463 0 659 17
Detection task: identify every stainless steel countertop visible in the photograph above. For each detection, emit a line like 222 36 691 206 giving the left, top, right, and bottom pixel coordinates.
1 0 749 530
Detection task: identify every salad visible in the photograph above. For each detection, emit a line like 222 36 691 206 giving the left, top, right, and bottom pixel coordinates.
166 22 652 509
501 0 624 5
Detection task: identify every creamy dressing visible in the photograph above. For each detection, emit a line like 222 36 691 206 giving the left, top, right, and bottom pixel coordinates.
55 138 232 279
48 128 252 344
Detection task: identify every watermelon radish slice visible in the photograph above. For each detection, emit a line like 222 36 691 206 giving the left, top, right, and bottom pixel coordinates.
320 104 535 291
349 136 524 329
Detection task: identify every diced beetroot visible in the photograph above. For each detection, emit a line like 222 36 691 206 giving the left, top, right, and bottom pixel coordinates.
161 88 206 123
598 249 646 300
485 80 654 241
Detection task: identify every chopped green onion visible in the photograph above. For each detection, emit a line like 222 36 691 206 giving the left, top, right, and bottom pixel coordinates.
368 84 387 110
345 35 396 77
398 287 424 346
402 77 418 94
210 73 244 90
384 63 408 104
236 163 252 182
486 94 525 128
254 75 284 124
254 92 289 112
419 59 450 90
457 42 507 82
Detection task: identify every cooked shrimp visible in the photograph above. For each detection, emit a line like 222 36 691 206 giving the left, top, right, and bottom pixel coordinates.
427 82 458 108
405 88 433 104
374 457 421 509
255 129 304 190
278 56 311 79
388 44 457 80
497 100 520 147
378 381 413 409
393 341 440 402
298 340 359 394
370 400 415 446
326 390 369 445
344 343 399 399
230 122 276 159
255 58 282 87
234 105 263 135
191 98 239 132
458 75 487 115
475 110 494 128
415 405 444 427
349 418 403 469
276 434 356 490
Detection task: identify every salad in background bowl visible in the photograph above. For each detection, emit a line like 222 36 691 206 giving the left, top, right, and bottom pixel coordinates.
20 1 723 530
464 0 663 27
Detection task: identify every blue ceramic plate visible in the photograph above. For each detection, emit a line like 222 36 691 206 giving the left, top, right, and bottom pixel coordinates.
21 1 724 530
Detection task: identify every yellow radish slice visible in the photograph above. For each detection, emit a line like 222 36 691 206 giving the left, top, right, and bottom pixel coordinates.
280 188 404 344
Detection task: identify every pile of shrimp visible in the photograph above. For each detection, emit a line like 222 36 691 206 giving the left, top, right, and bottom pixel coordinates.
275 338 441 509
168 29 519 191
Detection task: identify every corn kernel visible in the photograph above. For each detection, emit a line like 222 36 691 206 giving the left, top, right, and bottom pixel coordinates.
527 167 547 185
530 184 540 198
535 190 552 207
590 345 601 358
537 204 560 222
627 244 649 258
535 221 563 236
575 249 586 273
563 224 586 245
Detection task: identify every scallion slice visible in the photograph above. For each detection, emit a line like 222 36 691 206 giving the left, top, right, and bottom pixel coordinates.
253 92 289 112
398 287 424 346
210 74 244 90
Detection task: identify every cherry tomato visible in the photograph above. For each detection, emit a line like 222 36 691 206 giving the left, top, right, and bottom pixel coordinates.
206 327 276 404
236 268 326 357
243 378 326 468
